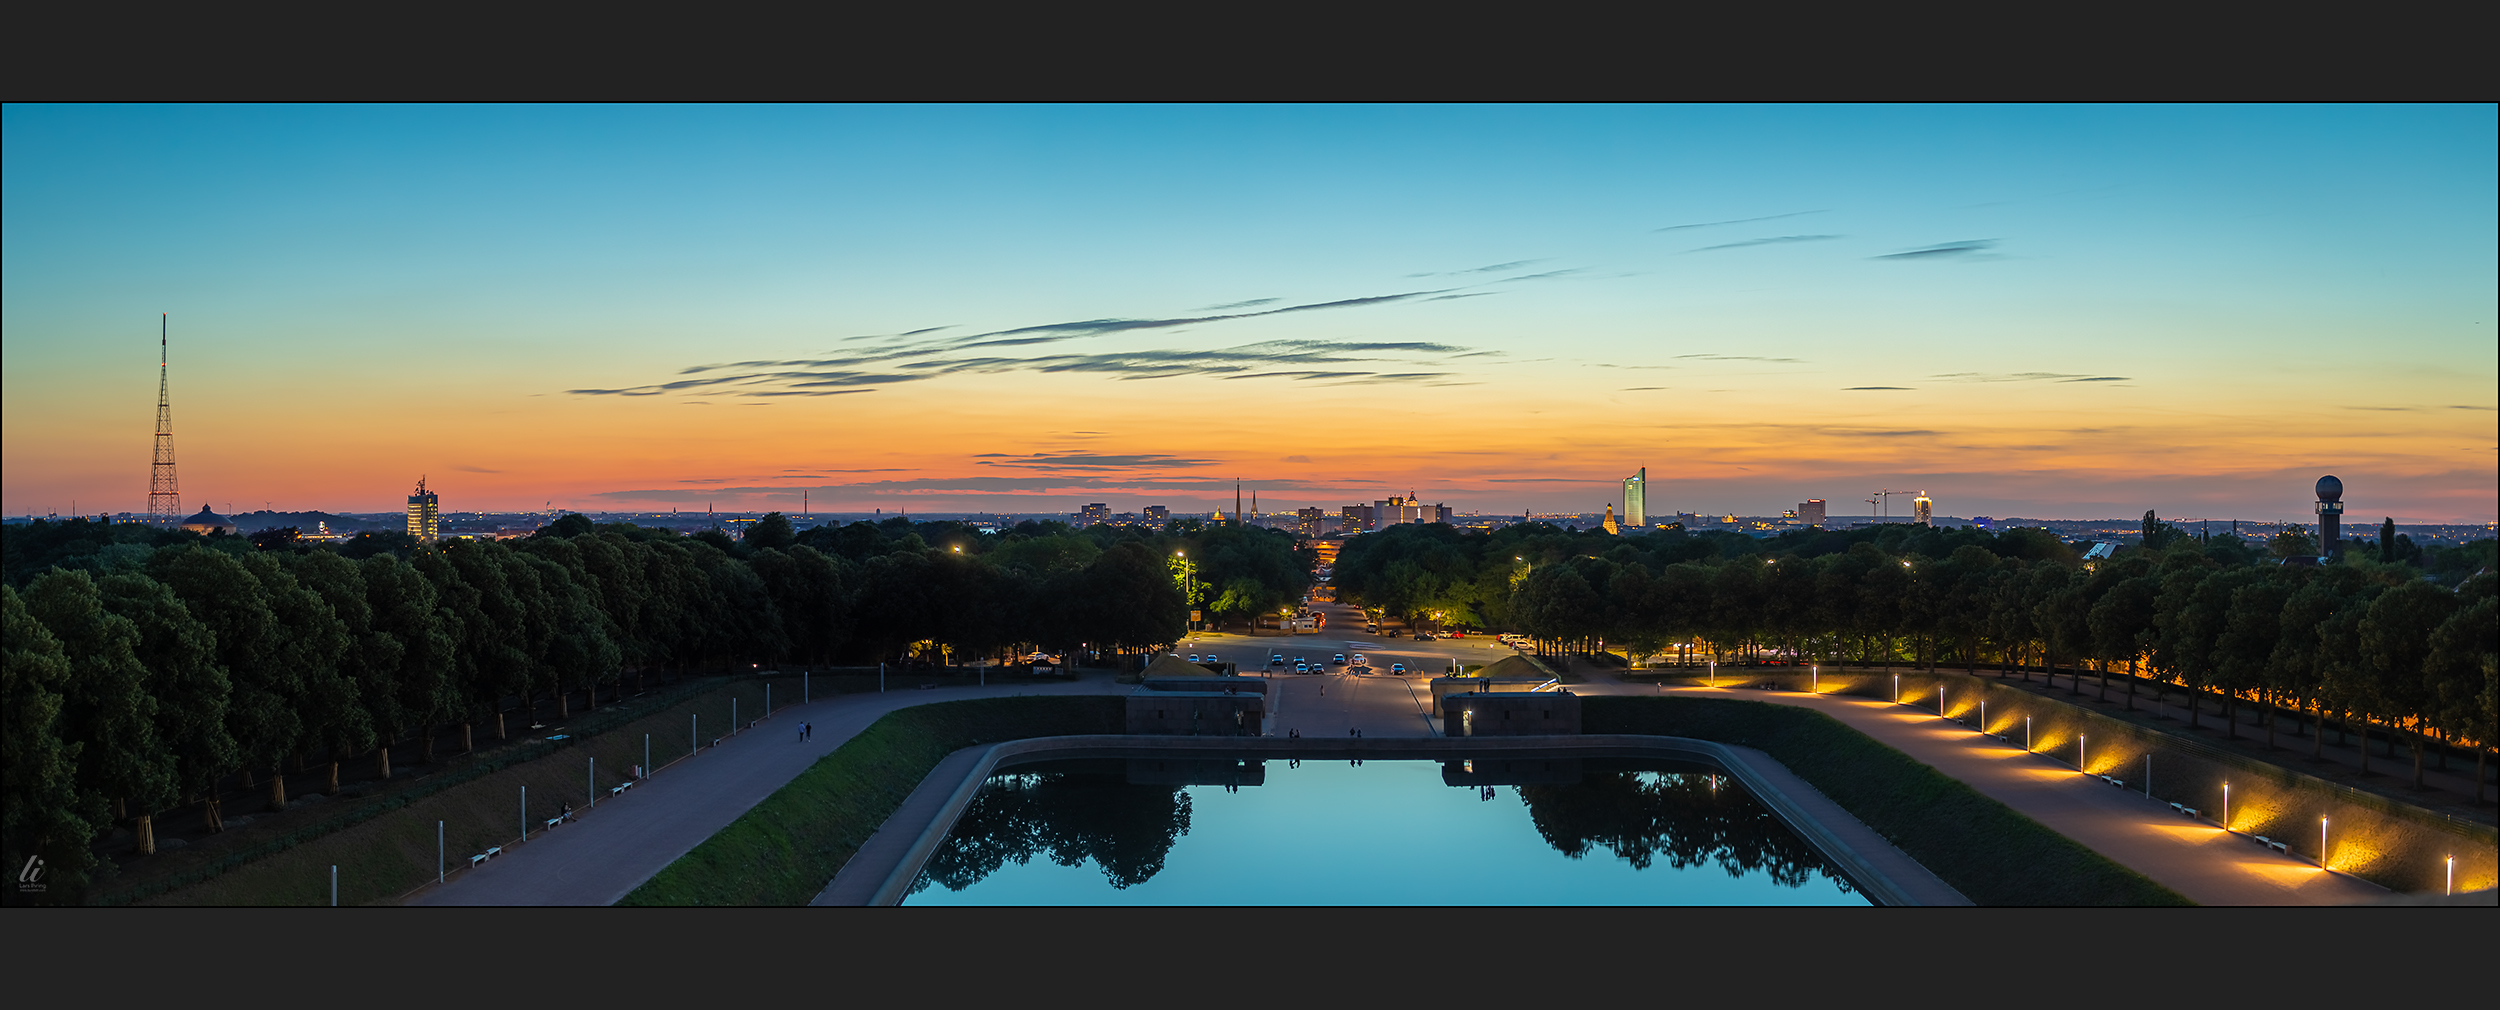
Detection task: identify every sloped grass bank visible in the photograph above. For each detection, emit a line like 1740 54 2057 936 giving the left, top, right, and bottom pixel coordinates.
131 677 780 906
1585 696 2191 906
621 696 1124 906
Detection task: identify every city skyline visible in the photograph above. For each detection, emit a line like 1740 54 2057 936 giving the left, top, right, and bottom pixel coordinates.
5 105 2493 523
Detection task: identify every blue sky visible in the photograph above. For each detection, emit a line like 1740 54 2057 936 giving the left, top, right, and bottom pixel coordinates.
5 105 2492 521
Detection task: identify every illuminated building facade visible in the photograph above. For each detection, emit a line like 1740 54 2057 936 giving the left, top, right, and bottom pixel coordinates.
1622 468 1645 528
1294 507 1327 537
1798 499 1826 526
1143 505 1169 529
1078 503 1111 526
406 477 440 542
1912 493 1932 527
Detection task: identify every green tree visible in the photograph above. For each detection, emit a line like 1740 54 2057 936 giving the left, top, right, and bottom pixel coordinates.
2 586 100 902
360 553 453 779
95 572 233 848
21 570 176 855
2358 579 2458 788
744 512 796 551
148 546 293 827
284 551 382 795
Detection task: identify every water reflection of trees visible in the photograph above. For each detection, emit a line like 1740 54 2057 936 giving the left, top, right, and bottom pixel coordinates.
1516 772 1849 891
914 772 1193 894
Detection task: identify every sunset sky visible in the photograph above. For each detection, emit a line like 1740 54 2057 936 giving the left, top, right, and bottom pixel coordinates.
5 105 2493 523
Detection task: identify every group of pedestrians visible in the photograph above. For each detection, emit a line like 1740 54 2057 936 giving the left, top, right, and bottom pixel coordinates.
796 721 812 742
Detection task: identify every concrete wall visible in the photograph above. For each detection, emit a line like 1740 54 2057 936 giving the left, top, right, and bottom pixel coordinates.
1140 677 1266 695
1125 692 1265 736
1689 668 2497 895
1428 677 1558 710
1440 691 1582 737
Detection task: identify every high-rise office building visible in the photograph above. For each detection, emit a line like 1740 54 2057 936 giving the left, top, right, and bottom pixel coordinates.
1371 494 1449 527
1622 468 1645 528
1913 494 1932 527
406 477 440 542
1294 506 1327 537
1798 499 1826 526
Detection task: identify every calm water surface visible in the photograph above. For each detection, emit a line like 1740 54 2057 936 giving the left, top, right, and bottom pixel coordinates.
906 757 1864 905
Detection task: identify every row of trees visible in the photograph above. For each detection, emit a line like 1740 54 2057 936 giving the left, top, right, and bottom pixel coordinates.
2 512 1310 896
1337 519 2498 793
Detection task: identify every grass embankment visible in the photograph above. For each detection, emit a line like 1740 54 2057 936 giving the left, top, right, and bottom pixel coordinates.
133 678 783 906
621 696 1123 906
1585 696 2192 906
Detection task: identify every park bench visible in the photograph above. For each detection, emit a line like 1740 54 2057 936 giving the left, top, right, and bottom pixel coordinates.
609 782 630 798
2252 835 2290 853
918 683 938 690
545 816 564 830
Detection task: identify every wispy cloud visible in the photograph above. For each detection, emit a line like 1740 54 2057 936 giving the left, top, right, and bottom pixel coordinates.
1407 259 1550 278
1676 354 1807 364
1194 297 1279 311
1656 210 1827 232
567 283 1529 399
1875 239 1998 260
1843 386 1914 391
975 453 1220 470
452 464 501 473
1933 372 2132 383
1687 234 1845 253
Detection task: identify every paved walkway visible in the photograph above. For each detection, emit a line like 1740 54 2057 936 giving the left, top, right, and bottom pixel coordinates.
408 675 1125 906
1585 678 2391 905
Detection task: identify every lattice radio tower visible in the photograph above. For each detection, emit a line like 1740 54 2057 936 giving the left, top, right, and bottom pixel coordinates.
148 314 182 525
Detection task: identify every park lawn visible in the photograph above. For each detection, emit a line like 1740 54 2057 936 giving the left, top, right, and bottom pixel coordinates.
621 696 1124 906
1584 696 2193 906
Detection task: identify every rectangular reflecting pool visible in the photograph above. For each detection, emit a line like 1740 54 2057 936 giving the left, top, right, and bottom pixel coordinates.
906 756 1865 905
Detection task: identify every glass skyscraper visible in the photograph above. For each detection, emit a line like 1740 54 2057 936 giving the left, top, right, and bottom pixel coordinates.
1622 468 1646 528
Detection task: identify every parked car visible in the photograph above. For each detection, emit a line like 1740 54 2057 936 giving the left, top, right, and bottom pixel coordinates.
1350 654 1366 666
1390 662 1406 674
1413 633 1433 641
1332 654 1347 665
1270 654 1285 665
1187 654 1201 662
